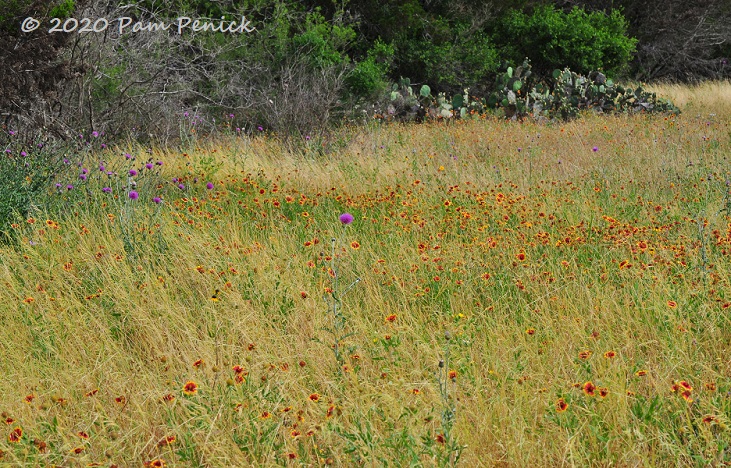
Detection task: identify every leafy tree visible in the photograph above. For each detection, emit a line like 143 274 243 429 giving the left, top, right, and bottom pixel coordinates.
493 5 637 78
531 0 731 81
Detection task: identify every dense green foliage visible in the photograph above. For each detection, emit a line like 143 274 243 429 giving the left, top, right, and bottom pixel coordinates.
344 39 394 99
4 0 723 146
0 135 67 241
495 6 637 78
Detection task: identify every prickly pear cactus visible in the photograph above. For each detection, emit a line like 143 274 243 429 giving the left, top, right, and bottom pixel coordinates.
487 59 534 120
494 60 679 120
377 58 679 123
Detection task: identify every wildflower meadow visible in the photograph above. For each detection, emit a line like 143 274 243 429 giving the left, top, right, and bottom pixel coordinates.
1 81 731 466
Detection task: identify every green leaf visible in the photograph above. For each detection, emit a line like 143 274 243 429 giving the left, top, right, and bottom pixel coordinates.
419 85 431 98
452 94 464 109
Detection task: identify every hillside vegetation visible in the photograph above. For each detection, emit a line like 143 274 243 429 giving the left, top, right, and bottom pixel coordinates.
3 0 729 141
0 83 730 465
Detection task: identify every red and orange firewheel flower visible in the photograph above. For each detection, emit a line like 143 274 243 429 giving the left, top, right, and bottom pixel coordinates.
158 435 176 447
672 380 693 402
583 381 597 397
555 398 569 412
8 427 22 443
182 381 198 395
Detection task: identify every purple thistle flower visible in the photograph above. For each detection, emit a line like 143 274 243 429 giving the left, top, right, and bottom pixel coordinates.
99 165 105 171
206 182 214 190
178 183 185 190
592 146 599 152
257 126 263 132
79 174 87 181
101 144 107 149
102 187 112 193
55 183 62 189
156 161 163 166
9 130 15 136
21 151 27 157
67 184 74 190
4 149 10 154
125 153 132 159
339 213 354 225
92 131 99 138
153 197 162 204
128 191 139 200
129 169 137 176
145 163 153 170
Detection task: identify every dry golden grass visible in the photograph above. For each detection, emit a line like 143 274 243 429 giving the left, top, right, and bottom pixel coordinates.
1 83 730 466
648 80 731 117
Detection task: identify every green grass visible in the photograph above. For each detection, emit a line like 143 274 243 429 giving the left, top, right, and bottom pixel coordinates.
1 87 731 466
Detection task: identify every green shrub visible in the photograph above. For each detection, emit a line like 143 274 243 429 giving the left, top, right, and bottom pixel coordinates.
292 11 355 68
49 0 75 18
0 132 68 241
345 40 394 99
392 19 500 96
494 5 637 78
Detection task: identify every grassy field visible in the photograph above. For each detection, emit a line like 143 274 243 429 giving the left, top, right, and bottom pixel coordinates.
1 82 731 466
